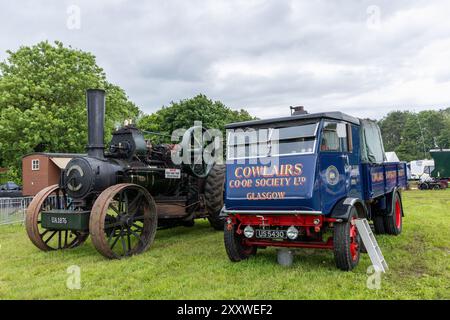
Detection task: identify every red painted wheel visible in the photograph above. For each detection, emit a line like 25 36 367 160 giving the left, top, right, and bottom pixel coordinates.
349 217 360 261
395 198 402 229
333 207 361 271
385 192 403 235
224 222 257 262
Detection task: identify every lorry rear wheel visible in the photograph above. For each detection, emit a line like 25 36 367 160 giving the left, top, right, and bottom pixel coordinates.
205 164 225 230
373 215 386 234
333 207 361 271
384 192 403 235
224 223 257 262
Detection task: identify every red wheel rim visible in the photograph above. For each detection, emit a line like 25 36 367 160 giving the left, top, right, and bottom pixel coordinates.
349 218 359 261
395 198 402 229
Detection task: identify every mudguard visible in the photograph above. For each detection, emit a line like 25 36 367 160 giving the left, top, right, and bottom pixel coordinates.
219 206 227 218
330 197 368 221
386 187 404 217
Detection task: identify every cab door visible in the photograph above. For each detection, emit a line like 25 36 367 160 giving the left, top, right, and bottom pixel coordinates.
319 121 351 214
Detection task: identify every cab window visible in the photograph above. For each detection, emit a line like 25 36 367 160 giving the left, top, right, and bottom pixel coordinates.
227 122 318 159
320 122 348 152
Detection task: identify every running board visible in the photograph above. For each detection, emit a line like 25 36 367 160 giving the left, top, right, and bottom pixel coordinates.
355 218 389 273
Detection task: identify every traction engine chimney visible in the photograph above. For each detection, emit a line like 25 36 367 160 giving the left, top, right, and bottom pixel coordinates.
86 89 105 159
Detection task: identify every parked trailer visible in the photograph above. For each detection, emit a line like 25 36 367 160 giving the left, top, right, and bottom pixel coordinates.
408 159 434 181
429 149 450 189
416 150 450 190
222 111 406 271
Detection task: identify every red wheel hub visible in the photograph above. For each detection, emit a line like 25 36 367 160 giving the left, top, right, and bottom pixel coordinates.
349 218 359 261
395 199 402 229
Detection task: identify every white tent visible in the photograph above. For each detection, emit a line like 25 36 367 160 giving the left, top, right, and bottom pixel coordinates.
385 152 400 162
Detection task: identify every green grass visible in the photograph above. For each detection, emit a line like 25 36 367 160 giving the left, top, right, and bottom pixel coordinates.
0 190 449 299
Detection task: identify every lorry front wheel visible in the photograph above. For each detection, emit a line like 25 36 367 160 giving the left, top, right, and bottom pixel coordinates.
384 192 403 235
224 223 257 262
333 207 361 271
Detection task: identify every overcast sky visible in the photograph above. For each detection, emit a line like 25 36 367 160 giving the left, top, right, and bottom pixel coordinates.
1 0 449 119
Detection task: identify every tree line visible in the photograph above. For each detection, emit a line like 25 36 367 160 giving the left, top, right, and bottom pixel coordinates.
0 41 448 183
0 41 253 182
378 109 450 162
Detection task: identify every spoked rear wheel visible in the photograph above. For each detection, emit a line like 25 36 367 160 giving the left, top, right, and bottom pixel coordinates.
25 185 88 251
89 184 158 259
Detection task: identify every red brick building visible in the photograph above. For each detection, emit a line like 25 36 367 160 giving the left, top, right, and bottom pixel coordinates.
22 153 83 196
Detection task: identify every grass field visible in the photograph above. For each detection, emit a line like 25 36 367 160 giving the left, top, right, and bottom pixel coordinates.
0 189 449 300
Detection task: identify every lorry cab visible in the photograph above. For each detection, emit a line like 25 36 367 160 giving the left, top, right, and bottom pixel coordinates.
223 111 406 271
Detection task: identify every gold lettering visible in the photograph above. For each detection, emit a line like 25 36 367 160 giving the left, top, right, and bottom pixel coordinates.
294 163 303 175
235 167 243 179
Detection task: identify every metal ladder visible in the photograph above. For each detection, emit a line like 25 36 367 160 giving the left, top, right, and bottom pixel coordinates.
355 218 389 273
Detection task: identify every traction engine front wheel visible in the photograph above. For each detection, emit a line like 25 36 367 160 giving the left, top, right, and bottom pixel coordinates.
25 185 88 251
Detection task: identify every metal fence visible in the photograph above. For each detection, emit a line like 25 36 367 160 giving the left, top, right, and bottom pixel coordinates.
0 197 33 225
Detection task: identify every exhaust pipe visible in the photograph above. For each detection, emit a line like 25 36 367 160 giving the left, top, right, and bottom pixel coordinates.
290 106 308 116
86 89 105 159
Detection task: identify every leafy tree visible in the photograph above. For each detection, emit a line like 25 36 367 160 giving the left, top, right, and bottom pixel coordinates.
418 110 448 149
436 109 450 148
378 111 413 153
394 114 427 162
379 109 450 162
137 94 255 143
0 41 139 182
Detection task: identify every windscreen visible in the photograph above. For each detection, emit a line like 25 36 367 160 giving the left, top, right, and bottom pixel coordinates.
227 122 318 159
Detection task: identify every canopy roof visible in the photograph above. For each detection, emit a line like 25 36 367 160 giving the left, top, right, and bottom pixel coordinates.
50 157 72 169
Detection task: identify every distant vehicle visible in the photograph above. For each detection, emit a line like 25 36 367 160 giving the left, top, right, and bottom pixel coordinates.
408 159 434 180
418 149 450 190
0 181 23 198
430 149 450 179
385 152 400 162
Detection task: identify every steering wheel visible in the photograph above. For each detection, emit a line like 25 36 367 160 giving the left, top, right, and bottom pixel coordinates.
178 126 215 178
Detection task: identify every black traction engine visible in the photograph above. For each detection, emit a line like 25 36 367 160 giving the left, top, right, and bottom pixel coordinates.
25 89 225 259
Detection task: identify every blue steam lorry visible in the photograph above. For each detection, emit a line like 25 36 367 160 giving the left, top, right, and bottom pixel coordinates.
222 108 407 271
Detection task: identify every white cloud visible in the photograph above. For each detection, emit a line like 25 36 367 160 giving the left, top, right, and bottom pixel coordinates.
0 0 449 120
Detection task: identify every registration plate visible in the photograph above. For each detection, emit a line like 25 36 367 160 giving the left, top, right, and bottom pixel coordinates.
256 229 287 239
